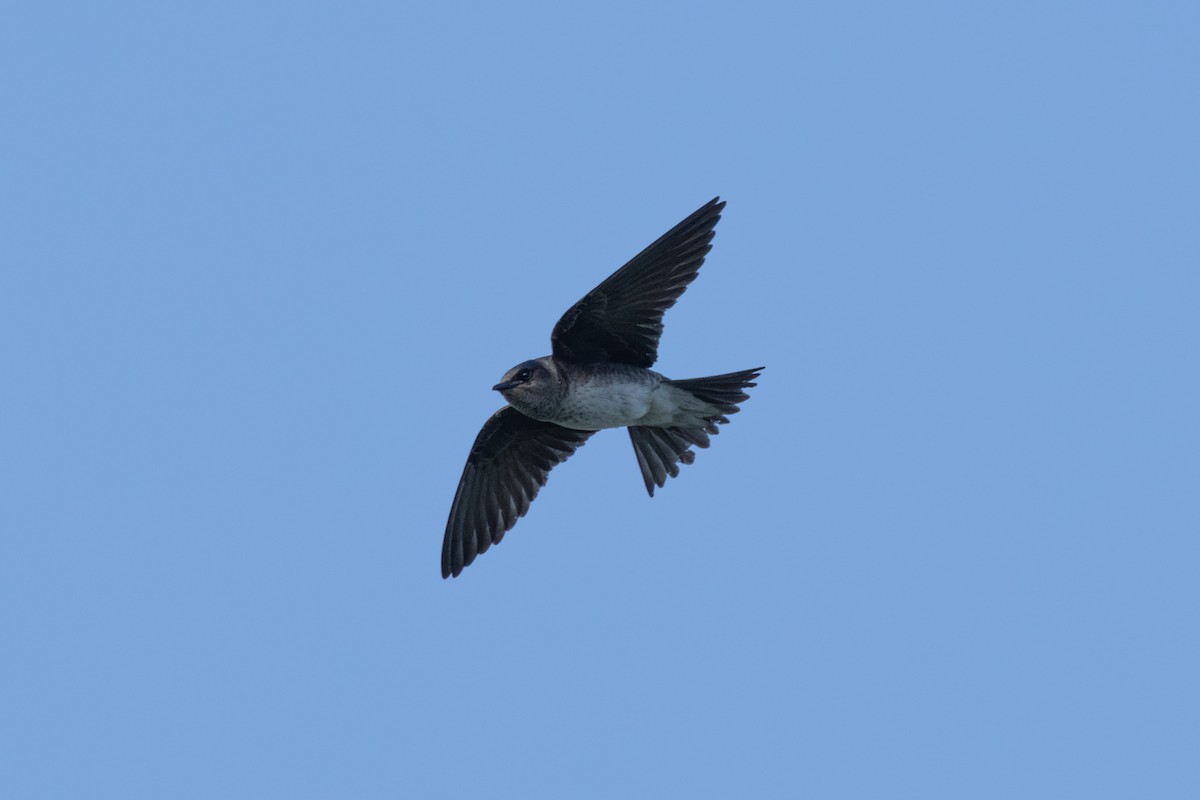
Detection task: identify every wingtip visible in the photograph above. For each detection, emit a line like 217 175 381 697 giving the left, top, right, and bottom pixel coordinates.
680 196 724 232
687 197 723 218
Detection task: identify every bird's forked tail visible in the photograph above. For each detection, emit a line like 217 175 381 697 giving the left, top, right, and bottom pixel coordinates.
628 366 764 496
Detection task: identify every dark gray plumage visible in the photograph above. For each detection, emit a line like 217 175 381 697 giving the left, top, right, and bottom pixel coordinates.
551 198 723 367
442 198 763 579
442 408 592 573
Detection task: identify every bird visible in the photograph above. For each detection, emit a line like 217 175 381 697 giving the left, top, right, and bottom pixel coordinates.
441 197 763 578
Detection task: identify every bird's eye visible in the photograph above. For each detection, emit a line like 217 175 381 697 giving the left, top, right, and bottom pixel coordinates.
516 369 532 382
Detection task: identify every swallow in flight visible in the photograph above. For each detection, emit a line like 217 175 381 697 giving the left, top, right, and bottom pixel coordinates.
442 197 763 578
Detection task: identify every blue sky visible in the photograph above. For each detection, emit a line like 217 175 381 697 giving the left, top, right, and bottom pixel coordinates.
2 2 1197 797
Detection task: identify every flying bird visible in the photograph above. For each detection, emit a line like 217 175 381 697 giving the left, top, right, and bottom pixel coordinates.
442 197 763 578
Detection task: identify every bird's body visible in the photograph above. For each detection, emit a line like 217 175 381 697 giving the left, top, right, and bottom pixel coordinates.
499 358 707 432
553 362 662 430
441 197 764 578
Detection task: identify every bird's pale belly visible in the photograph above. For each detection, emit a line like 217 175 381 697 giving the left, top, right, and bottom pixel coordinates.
554 380 655 430
550 377 700 431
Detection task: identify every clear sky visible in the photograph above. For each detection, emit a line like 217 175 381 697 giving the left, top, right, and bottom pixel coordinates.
2 2 1197 798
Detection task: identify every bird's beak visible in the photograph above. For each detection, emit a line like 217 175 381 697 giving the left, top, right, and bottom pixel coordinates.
492 380 520 392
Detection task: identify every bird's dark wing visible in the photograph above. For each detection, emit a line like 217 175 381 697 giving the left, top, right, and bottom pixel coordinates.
551 197 725 368
442 406 593 578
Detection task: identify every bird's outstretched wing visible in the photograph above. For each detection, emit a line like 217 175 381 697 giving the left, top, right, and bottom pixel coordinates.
442 406 593 578
550 197 725 368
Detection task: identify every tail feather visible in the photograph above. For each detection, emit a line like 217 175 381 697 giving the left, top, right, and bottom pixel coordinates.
664 367 764 412
628 366 763 496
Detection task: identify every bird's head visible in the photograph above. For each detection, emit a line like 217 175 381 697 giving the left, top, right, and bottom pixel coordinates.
493 358 557 407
